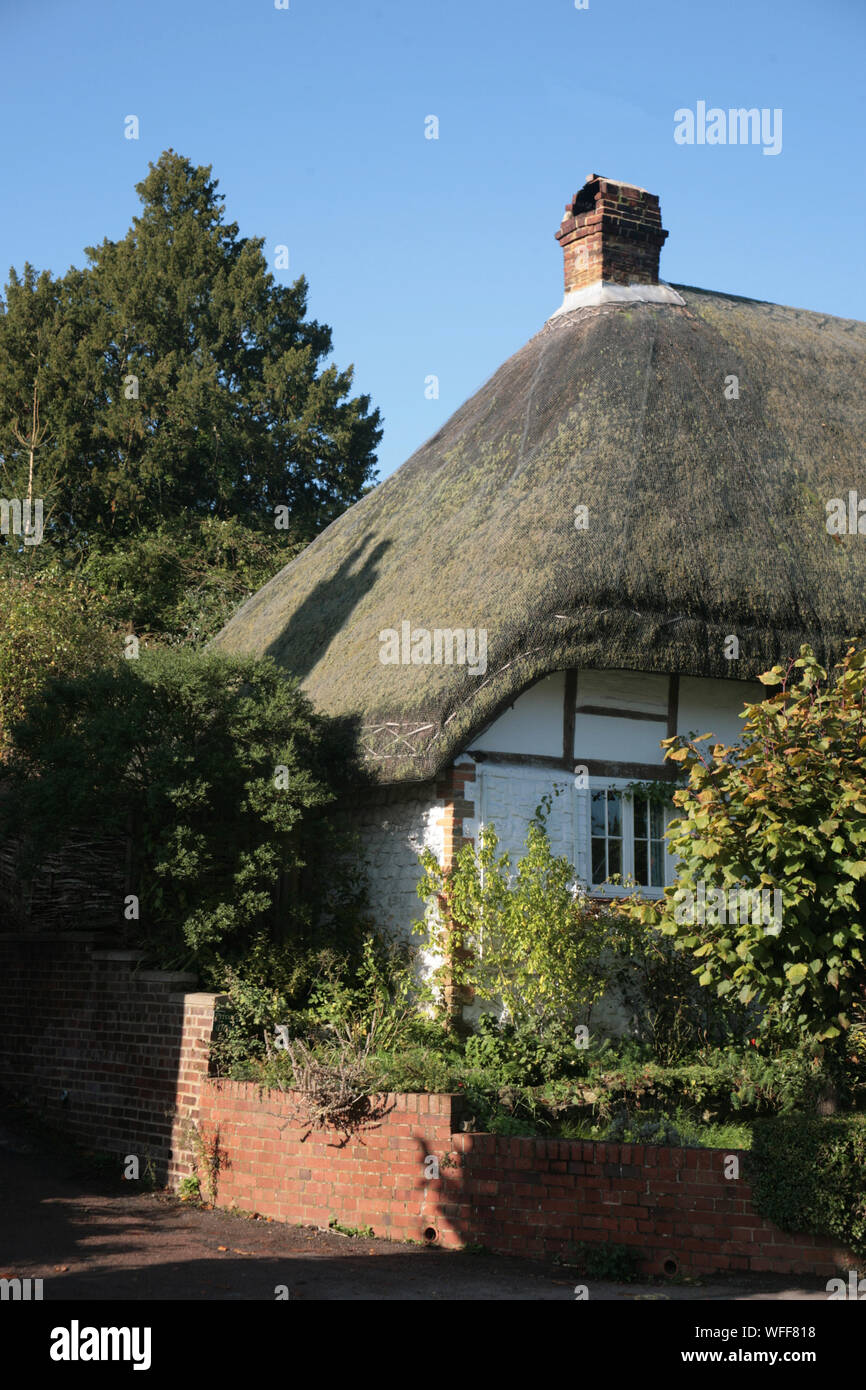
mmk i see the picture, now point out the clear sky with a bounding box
[1,0,863,482]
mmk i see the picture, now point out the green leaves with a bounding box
[0,648,347,967]
[750,1115,866,1258]
[0,565,118,756]
[416,804,624,1030]
[0,149,382,566]
[619,643,866,1041]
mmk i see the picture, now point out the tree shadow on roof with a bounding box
[264,535,392,686]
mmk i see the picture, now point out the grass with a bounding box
[558,1109,755,1150]
[328,1216,375,1238]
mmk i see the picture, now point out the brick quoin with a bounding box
[0,935,857,1278]
[432,762,477,1023]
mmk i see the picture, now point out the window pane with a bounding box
[635,840,647,885]
[608,838,621,878]
[607,792,622,837]
[591,792,606,836]
[651,838,664,885]
[650,800,665,839]
[634,796,647,839]
[592,840,606,882]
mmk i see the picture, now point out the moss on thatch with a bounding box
[212,287,866,782]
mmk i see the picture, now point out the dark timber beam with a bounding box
[667,674,680,741]
[563,670,578,766]
[575,704,667,722]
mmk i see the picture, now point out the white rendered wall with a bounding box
[475,761,579,871]
[677,676,764,746]
[472,672,565,757]
[574,712,668,765]
[576,669,669,716]
[346,671,766,937]
[342,785,445,943]
[470,666,766,901]
[472,667,763,765]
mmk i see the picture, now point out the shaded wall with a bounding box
[0,932,220,1185]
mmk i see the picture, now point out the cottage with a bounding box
[213,174,866,1024]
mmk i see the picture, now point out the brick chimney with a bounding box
[555,175,669,295]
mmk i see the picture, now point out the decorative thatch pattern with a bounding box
[213,287,866,783]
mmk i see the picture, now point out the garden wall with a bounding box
[0,934,856,1278]
[198,1080,856,1278]
[0,932,221,1186]
[336,779,445,944]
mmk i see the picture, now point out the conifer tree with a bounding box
[0,150,382,562]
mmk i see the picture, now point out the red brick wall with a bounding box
[0,936,855,1277]
[0,933,221,1185]
[197,1083,457,1241]
[198,1082,856,1278]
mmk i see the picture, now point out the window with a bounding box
[589,784,672,894]
[633,793,666,889]
[591,789,622,882]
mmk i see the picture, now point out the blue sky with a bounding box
[1,0,863,482]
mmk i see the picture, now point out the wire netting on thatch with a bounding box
[0,830,127,933]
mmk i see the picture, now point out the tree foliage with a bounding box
[0,648,349,969]
[0,149,382,570]
[0,564,118,757]
[623,643,866,1043]
[79,515,298,644]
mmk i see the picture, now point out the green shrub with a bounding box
[571,1241,639,1282]
[602,1110,688,1147]
[0,564,118,757]
[462,1015,585,1087]
[570,1041,834,1124]
[416,796,628,1031]
[80,517,297,646]
[370,1047,460,1095]
[608,914,754,1065]
[1,647,348,969]
[211,926,436,1075]
[622,643,866,1043]
[748,1114,866,1258]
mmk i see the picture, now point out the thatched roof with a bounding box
[213,286,866,783]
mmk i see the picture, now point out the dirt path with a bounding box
[0,1099,830,1301]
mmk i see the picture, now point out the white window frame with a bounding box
[586,776,677,899]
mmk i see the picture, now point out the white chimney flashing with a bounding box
[548,280,685,320]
